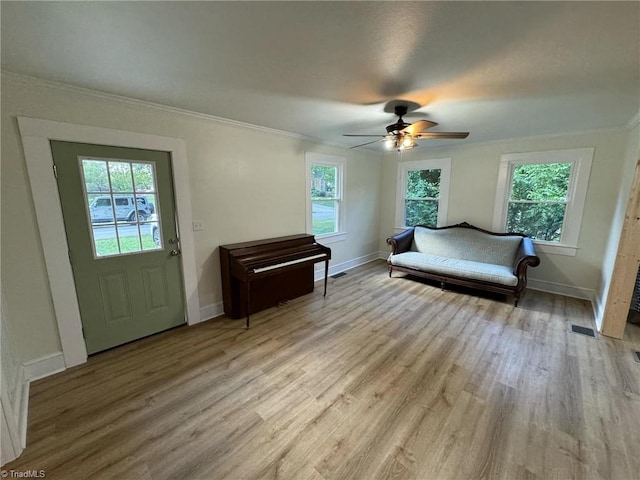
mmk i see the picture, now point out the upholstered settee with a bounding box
[386,222,540,306]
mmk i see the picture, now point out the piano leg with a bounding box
[246,281,251,329]
[324,259,329,296]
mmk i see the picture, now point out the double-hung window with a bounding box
[396,158,451,228]
[305,152,345,242]
[493,147,594,255]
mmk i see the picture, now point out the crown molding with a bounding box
[1,70,318,142]
[6,70,632,155]
[386,125,631,157]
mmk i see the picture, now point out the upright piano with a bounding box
[219,234,331,328]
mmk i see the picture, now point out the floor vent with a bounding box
[634,351,640,363]
[571,324,596,337]
[330,272,347,279]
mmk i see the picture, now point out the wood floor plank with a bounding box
[5,260,640,479]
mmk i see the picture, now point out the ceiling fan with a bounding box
[344,104,469,150]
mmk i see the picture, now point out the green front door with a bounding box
[51,141,186,354]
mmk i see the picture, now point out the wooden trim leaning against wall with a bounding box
[601,159,640,339]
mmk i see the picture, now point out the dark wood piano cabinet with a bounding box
[219,234,331,327]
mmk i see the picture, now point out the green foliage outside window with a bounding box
[406,199,438,227]
[311,165,337,198]
[405,169,440,227]
[506,162,571,242]
[82,160,155,193]
[406,169,440,199]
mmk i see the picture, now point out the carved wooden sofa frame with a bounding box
[386,222,540,306]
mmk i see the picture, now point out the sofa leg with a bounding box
[441,281,446,291]
[514,296,519,307]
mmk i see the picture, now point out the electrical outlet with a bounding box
[192,221,203,231]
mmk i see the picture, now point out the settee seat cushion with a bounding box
[389,251,518,287]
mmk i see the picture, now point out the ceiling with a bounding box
[2,1,639,150]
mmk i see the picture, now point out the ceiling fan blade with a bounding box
[343,134,386,137]
[349,139,383,149]
[415,132,469,139]
[401,120,438,135]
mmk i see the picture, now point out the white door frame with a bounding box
[18,117,201,368]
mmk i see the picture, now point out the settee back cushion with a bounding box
[411,226,522,267]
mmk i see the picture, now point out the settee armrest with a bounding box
[386,228,414,255]
[513,237,540,278]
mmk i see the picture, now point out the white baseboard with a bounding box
[372,256,598,319]
[199,301,224,323]
[3,363,29,456]
[1,373,24,465]
[313,251,381,282]
[23,352,66,382]
[527,278,595,301]
[527,278,596,321]
[17,380,29,449]
[9,366,25,426]
[198,252,383,320]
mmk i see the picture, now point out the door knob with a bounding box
[170,249,181,256]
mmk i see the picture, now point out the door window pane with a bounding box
[132,163,155,191]
[117,224,143,254]
[82,160,110,192]
[108,162,134,193]
[81,158,163,257]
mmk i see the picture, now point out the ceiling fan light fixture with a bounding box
[384,136,395,150]
[384,134,417,151]
[343,103,469,150]
[401,135,415,149]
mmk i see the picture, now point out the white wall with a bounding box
[378,129,630,298]
[0,73,382,363]
[595,119,640,328]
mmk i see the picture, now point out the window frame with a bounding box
[492,147,594,256]
[79,156,163,259]
[395,158,451,229]
[305,152,346,243]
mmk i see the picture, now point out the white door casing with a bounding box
[18,117,200,368]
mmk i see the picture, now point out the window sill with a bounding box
[315,232,346,244]
[533,241,578,256]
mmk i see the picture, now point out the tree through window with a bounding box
[506,162,571,242]
[405,169,441,227]
[305,152,345,240]
[494,148,594,252]
[396,158,451,229]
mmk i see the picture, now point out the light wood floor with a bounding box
[7,261,640,480]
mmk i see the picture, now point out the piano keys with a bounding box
[219,234,331,328]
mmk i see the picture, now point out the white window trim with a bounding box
[395,158,451,229]
[492,147,594,256]
[305,152,346,244]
